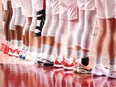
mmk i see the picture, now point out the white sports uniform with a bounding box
[10,0,24,29]
[78,0,95,10]
[21,0,32,17]
[95,0,115,19]
[46,0,59,15]
[59,0,78,20]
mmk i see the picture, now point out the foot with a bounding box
[43,55,54,66]
[54,57,64,68]
[107,66,116,79]
[63,58,74,70]
[92,64,108,76]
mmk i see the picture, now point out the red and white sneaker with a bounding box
[63,58,74,70]
[8,48,16,56]
[14,49,21,57]
[54,57,64,68]
[2,43,8,53]
[4,45,10,54]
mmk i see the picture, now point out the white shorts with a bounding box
[78,0,95,10]
[46,0,59,15]
[11,0,17,8]
[21,0,32,17]
[2,0,10,10]
[59,0,78,20]
[16,0,22,8]
[32,0,43,11]
[95,0,115,19]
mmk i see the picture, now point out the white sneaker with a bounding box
[35,53,44,64]
[43,55,54,66]
[107,67,116,79]
[92,64,108,76]
[25,52,36,61]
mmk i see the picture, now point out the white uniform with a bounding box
[46,0,59,15]
[59,0,78,20]
[78,0,95,10]
[2,0,11,10]
[95,0,115,19]
[21,0,32,17]
[10,0,24,29]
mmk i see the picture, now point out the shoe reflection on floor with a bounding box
[0,64,115,87]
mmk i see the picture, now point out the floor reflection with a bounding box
[0,64,115,87]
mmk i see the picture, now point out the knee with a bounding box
[107,29,115,35]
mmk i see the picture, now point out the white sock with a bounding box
[81,51,89,58]
[17,40,22,50]
[109,58,116,65]
[17,40,22,47]
[22,44,26,50]
[25,46,29,51]
[5,40,9,46]
[47,46,54,56]
[56,47,62,57]
[11,40,16,46]
[67,49,73,58]
[75,50,81,63]
[95,57,102,64]
[35,48,41,53]
[29,46,35,52]
[41,44,49,54]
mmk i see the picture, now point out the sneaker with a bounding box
[18,50,26,59]
[92,64,108,76]
[63,58,74,70]
[43,55,54,66]
[4,46,10,54]
[0,43,6,52]
[35,54,44,64]
[74,61,92,74]
[3,44,8,54]
[14,49,21,57]
[107,67,116,79]
[54,57,64,68]
[8,48,16,56]
[24,52,36,61]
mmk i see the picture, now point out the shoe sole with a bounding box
[63,66,73,70]
[37,61,43,64]
[43,63,54,66]
[54,64,63,68]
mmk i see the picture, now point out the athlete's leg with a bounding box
[80,10,96,67]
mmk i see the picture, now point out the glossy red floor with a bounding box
[0,63,116,87]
